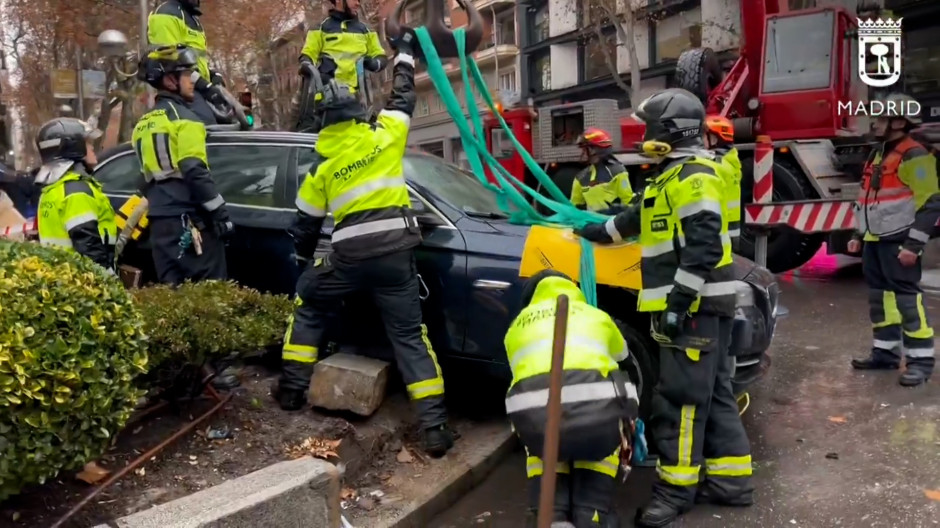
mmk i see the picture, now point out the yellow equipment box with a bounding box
[115,194,150,241]
[520,224,643,291]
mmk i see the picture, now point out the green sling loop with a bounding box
[415,27,613,306]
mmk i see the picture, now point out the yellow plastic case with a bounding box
[115,194,150,241]
[519,225,643,290]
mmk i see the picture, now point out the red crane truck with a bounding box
[485,1,883,273]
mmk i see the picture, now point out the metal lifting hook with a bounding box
[385,0,484,58]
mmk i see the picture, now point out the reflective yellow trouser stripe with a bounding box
[406,324,446,400]
[525,449,620,479]
[657,404,700,486]
[705,455,753,477]
[873,291,902,328]
[282,298,318,364]
[907,293,934,339]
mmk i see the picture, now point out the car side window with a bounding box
[207,145,285,207]
[296,148,323,188]
[94,152,142,193]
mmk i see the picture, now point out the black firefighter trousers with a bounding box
[279,249,447,429]
[863,241,935,374]
[650,314,754,509]
[149,215,227,286]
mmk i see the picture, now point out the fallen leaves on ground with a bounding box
[76,461,111,484]
[396,446,414,463]
[828,416,848,424]
[286,436,342,460]
[925,489,940,502]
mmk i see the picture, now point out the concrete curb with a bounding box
[386,430,518,528]
[92,457,341,528]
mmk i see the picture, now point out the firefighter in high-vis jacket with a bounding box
[850,93,940,387]
[570,127,634,213]
[148,0,224,125]
[577,88,754,528]
[34,118,117,272]
[705,115,743,250]
[506,269,639,528]
[274,29,455,457]
[133,45,233,285]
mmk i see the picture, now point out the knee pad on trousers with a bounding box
[572,506,619,528]
[527,472,572,512]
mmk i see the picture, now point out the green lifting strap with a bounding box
[415,27,611,306]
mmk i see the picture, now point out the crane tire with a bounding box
[675,47,723,104]
[738,154,824,273]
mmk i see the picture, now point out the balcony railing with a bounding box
[474,0,516,11]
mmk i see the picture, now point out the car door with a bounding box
[205,142,294,294]
[292,147,470,356]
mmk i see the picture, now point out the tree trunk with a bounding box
[597,1,641,103]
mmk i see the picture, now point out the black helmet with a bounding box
[518,269,573,312]
[35,118,100,164]
[634,88,706,150]
[317,79,368,129]
[138,45,198,89]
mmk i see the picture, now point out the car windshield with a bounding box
[403,155,509,217]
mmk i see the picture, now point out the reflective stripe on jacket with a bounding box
[149,0,211,80]
[296,107,419,259]
[856,136,940,250]
[716,147,742,247]
[38,170,117,268]
[301,10,387,90]
[132,94,225,218]
[503,276,639,460]
[570,159,634,212]
[604,156,736,316]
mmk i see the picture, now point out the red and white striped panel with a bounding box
[745,201,856,233]
[753,141,774,204]
[1,219,38,239]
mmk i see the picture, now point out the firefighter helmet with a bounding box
[577,128,614,149]
[634,88,706,151]
[179,0,201,12]
[138,45,198,88]
[882,93,922,126]
[518,268,573,311]
[35,118,100,165]
[705,115,735,144]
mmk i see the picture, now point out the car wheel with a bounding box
[611,317,658,423]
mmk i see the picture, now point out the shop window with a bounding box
[904,27,940,96]
[654,7,703,63]
[583,36,617,81]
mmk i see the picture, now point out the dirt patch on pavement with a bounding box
[0,362,417,528]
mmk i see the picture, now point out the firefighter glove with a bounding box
[203,82,228,109]
[363,57,383,72]
[658,310,684,340]
[210,70,225,87]
[298,59,317,78]
[210,207,234,238]
[574,222,613,243]
[387,26,424,61]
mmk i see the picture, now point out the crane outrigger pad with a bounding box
[385,0,484,58]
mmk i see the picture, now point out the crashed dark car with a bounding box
[96,129,780,417]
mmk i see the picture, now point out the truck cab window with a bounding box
[762,11,834,94]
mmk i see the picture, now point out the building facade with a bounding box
[406,0,521,167]
[885,0,940,121]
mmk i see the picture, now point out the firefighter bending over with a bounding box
[34,118,117,272]
[275,29,455,457]
[577,88,754,527]
[134,45,233,285]
[506,269,639,528]
[850,93,940,387]
[570,127,633,213]
[704,115,742,250]
[148,0,225,125]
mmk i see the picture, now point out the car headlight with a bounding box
[734,281,755,308]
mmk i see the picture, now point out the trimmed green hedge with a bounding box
[0,241,149,500]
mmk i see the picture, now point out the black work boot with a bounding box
[899,369,930,387]
[695,486,754,507]
[635,498,682,528]
[851,355,900,370]
[271,381,307,411]
[423,424,455,458]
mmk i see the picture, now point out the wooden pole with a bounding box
[537,294,569,528]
